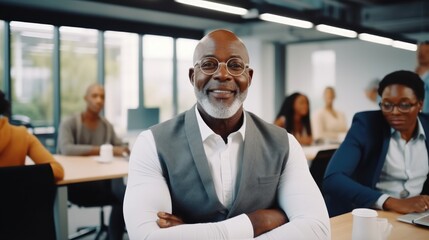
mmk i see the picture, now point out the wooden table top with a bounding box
[331,210,429,240]
[53,155,129,185]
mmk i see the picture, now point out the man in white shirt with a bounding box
[124,29,330,240]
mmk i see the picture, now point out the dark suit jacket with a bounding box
[323,111,429,217]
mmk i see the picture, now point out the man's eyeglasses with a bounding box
[379,102,418,113]
[194,57,249,77]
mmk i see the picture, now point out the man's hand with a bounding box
[157,212,184,228]
[113,146,130,157]
[247,209,288,237]
[383,195,429,214]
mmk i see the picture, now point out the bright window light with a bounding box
[175,0,248,16]
[259,13,313,29]
[358,33,393,46]
[315,24,357,38]
[392,40,417,51]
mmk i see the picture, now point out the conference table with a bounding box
[331,210,429,239]
[53,155,129,240]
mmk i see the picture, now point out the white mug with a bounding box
[351,208,392,240]
[99,144,114,163]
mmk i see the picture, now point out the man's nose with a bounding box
[213,63,232,81]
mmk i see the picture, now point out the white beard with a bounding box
[194,87,247,119]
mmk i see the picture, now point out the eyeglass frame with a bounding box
[378,101,419,113]
[194,57,249,77]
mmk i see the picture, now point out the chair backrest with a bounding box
[68,180,117,208]
[309,148,337,191]
[0,164,56,240]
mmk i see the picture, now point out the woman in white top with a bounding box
[312,86,348,144]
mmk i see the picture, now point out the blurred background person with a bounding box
[0,90,64,181]
[57,83,128,240]
[416,41,429,113]
[365,78,381,109]
[312,86,348,144]
[274,92,313,145]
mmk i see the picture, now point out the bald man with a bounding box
[57,83,129,240]
[124,29,330,240]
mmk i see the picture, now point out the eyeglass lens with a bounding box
[198,57,247,76]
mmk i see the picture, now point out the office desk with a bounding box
[53,155,129,240]
[331,210,429,240]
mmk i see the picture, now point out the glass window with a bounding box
[104,31,139,136]
[143,35,173,122]
[177,38,198,113]
[60,26,98,120]
[10,21,54,127]
[0,21,4,89]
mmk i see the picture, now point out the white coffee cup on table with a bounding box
[99,144,114,163]
[351,208,392,240]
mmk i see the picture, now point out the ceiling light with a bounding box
[315,24,357,38]
[392,40,417,51]
[259,13,313,29]
[175,0,248,16]
[358,33,393,46]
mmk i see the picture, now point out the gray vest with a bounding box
[151,108,290,223]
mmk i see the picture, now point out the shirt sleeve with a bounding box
[27,133,65,181]
[256,134,331,240]
[375,194,390,209]
[123,130,254,240]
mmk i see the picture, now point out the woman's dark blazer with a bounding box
[323,111,429,217]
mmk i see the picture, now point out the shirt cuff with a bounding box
[224,214,254,239]
[375,194,390,209]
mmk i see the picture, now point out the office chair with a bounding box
[309,148,337,191]
[68,179,119,240]
[0,164,56,240]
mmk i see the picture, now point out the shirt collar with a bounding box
[194,105,246,142]
[390,117,426,140]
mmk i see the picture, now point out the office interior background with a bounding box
[0,0,428,151]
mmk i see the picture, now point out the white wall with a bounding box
[286,39,416,126]
[241,37,276,123]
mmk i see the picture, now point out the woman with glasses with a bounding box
[323,70,429,217]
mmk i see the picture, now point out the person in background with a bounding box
[274,92,313,145]
[365,78,381,109]
[0,90,64,181]
[124,29,330,240]
[312,86,347,144]
[416,41,429,113]
[323,70,429,217]
[57,83,129,240]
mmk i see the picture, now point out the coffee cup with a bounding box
[351,208,392,240]
[99,144,114,163]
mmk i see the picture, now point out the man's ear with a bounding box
[189,68,195,85]
[247,68,254,87]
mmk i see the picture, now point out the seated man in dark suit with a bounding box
[324,70,429,217]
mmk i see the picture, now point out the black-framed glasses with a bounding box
[194,57,249,77]
[379,102,419,113]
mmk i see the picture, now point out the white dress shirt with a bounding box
[124,108,330,240]
[375,119,428,208]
